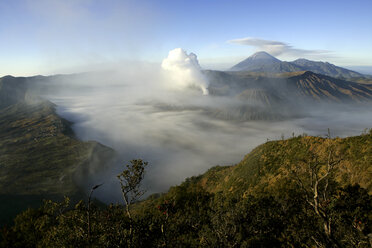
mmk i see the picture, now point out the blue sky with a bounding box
[1,0,371,76]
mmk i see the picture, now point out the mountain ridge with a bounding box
[286,70,372,102]
[206,69,372,103]
[230,51,365,79]
[183,133,372,196]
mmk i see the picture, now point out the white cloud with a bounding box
[227,37,332,58]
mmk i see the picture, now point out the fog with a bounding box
[35,49,372,203]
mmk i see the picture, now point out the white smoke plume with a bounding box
[162,48,209,95]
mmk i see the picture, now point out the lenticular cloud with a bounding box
[161,48,209,95]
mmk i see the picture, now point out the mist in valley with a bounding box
[32,49,372,203]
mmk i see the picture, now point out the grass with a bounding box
[184,132,372,198]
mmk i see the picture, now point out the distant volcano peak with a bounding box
[230,51,286,72]
[248,51,280,61]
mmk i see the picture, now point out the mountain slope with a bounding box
[0,101,113,196]
[128,131,372,247]
[0,76,115,225]
[176,131,372,197]
[286,71,372,102]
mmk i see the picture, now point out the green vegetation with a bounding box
[1,132,371,247]
[189,130,372,196]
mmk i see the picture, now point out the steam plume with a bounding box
[161,48,209,95]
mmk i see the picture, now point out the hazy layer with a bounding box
[39,60,372,203]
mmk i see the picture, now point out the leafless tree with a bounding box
[117,159,147,247]
[289,137,343,247]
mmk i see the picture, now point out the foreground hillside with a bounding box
[189,131,372,196]
[2,132,371,247]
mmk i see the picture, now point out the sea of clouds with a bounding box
[38,48,372,202]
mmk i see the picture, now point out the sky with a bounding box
[1,0,372,76]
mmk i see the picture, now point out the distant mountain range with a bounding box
[206,70,372,101]
[230,51,365,79]
[286,71,372,102]
[203,69,372,120]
